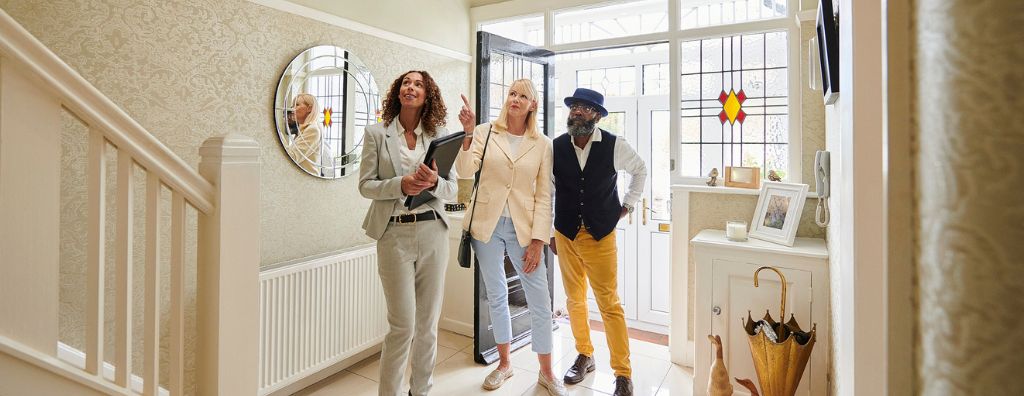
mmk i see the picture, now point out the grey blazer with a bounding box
[359,121,459,240]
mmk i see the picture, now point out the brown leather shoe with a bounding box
[613,376,633,396]
[562,354,595,384]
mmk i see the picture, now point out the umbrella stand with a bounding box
[743,266,816,396]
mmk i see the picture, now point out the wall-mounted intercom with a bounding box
[814,150,830,227]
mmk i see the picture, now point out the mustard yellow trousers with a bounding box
[555,227,631,378]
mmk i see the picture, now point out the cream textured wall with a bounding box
[682,20,827,344]
[916,0,1024,394]
[0,0,469,393]
[287,0,472,53]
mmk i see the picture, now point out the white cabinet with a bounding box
[692,230,829,396]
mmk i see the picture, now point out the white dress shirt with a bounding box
[570,126,647,208]
[392,122,431,216]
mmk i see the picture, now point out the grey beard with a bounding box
[567,117,597,137]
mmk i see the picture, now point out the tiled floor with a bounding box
[296,322,694,396]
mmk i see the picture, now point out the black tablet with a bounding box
[405,131,466,210]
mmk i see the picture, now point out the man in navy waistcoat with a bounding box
[550,88,647,396]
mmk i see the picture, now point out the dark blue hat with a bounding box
[563,88,608,117]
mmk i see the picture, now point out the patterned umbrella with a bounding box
[742,266,816,396]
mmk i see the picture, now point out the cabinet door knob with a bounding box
[712,306,721,315]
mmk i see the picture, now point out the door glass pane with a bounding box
[480,15,544,47]
[598,112,626,136]
[487,51,548,134]
[651,110,671,221]
[554,0,668,44]
[643,63,670,95]
[576,66,636,97]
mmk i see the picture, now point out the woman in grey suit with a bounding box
[358,70,458,396]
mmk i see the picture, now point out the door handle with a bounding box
[642,198,649,225]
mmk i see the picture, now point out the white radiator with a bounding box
[258,245,386,395]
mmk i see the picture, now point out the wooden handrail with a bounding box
[0,9,214,213]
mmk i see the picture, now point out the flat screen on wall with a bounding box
[816,0,839,104]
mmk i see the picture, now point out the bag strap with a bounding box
[465,125,493,235]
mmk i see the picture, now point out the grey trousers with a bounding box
[375,218,448,396]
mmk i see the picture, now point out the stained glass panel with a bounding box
[679,32,789,179]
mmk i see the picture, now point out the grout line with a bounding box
[345,366,378,383]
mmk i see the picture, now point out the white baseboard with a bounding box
[440,318,474,338]
[57,342,169,396]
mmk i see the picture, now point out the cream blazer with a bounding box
[455,123,553,247]
[288,123,321,175]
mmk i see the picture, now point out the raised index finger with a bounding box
[460,94,471,108]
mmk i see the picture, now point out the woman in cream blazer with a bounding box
[455,79,565,396]
[288,93,322,175]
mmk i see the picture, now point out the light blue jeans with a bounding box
[472,216,553,354]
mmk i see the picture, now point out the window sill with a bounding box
[670,184,761,196]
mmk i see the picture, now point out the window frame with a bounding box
[474,0,810,185]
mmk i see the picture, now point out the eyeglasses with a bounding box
[568,103,597,114]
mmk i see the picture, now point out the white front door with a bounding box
[552,47,671,334]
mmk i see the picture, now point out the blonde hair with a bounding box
[492,79,540,138]
[294,93,321,130]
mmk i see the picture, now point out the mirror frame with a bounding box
[274,46,381,179]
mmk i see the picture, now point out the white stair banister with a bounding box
[197,134,261,395]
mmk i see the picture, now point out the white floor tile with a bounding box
[305,323,690,396]
[437,329,474,351]
[346,345,459,383]
[299,370,379,396]
[655,364,694,396]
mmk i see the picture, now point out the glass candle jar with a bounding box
[726,220,748,241]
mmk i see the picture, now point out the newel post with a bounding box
[196,134,260,395]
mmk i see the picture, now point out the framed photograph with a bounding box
[724,166,761,189]
[750,182,808,246]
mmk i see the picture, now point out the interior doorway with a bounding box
[551,43,672,336]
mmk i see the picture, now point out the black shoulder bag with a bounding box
[457,126,493,268]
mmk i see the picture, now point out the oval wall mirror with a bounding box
[275,46,381,178]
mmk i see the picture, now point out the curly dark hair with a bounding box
[380,70,447,137]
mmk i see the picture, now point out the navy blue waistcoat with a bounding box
[553,130,620,241]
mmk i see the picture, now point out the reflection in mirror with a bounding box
[275,46,380,178]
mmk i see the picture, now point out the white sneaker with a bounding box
[482,366,514,390]
[538,373,568,396]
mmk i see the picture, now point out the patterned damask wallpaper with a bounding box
[916,0,1024,394]
[0,0,468,393]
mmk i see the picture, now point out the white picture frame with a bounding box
[749,181,809,246]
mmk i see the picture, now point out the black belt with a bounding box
[389,211,439,224]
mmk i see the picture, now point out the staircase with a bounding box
[0,9,260,395]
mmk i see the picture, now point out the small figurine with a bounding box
[708,335,734,396]
[706,168,719,186]
[767,169,782,182]
[707,334,761,396]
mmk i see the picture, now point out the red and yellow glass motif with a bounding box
[323,107,333,128]
[718,89,746,125]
